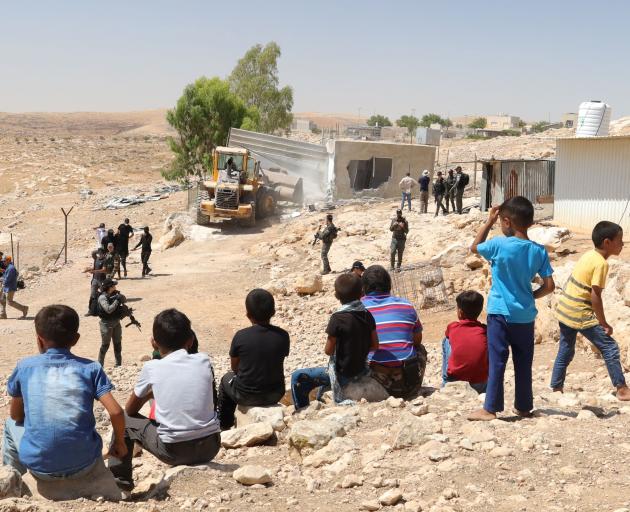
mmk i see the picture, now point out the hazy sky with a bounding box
[2,0,629,120]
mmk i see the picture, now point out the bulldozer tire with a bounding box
[256,189,276,219]
[196,190,211,226]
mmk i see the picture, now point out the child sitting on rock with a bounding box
[4,305,126,498]
[108,309,221,491]
[441,291,488,393]
[291,273,379,409]
[217,289,290,430]
[551,221,630,401]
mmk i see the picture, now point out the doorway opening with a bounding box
[347,157,392,191]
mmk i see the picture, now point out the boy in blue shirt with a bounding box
[468,197,555,421]
[3,305,127,479]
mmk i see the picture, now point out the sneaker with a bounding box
[321,270,331,275]
[112,477,134,492]
[124,271,128,278]
[20,307,29,319]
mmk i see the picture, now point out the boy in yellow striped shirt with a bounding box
[551,221,630,401]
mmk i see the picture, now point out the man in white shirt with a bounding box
[399,172,416,212]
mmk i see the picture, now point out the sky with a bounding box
[2,0,630,121]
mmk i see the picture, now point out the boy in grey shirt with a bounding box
[108,309,220,491]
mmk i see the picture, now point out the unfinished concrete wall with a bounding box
[333,140,436,199]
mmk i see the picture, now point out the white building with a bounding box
[554,135,630,232]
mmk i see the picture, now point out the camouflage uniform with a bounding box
[389,216,409,270]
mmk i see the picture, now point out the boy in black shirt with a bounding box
[290,274,378,409]
[217,289,290,430]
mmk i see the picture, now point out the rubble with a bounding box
[232,465,272,486]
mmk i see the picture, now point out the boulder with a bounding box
[295,274,323,295]
[303,437,356,468]
[233,465,272,486]
[188,225,222,242]
[379,489,403,506]
[342,374,389,402]
[529,226,570,250]
[0,467,22,499]
[235,404,286,432]
[221,422,274,449]
[465,255,483,270]
[431,244,468,268]
[158,226,184,250]
[288,418,346,452]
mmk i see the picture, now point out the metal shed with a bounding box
[554,135,630,232]
[480,159,555,218]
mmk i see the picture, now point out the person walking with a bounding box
[445,169,457,214]
[455,166,470,214]
[134,226,153,278]
[97,278,126,367]
[0,256,28,319]
[418,170,430,214]
[314,214,338,275]
[390,209,408,271]
[399,172,415,212]
[432,171,447,217]
[117,218,134,278]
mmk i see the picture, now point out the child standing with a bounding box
[291,274,379,409]
[441,291,488,393]
[468,197,555,421]
[3,305,126,480]
[551,221,630,400]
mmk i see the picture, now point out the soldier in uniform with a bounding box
[390,209,409,271]
[445,169,457,214]
[315,214,338,275]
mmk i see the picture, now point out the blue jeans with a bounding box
[550,322,626,389]
[441,338,487,394]
[400,192,412,211]
[484,315,535,413]
[3,419,97,479]
[291,367,353,409]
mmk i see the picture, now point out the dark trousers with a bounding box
[88,279,101,315]
[141,250,151,276]
[118,250,129,275]
[321,242,332,273]
[484,314,535,413]
[434,195,447,216]
[108,413,220,486]
[217,372,284,430]
[390,238,405,269]
[445,190,456,213]
[99,320,122,366]
[456,189,465,214]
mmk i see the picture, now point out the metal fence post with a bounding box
[61,207,74,264]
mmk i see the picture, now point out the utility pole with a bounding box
[61,207,74,264]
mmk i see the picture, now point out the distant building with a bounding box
[344,125,382,140]
[452,114,522,130]
[291,118,316,133]
[561,113,578,129]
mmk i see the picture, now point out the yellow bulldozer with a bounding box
[196,146,303,227]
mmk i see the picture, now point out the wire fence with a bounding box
[391,261,452,312]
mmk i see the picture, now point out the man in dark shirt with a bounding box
[418,170,430,214]
[390,209,409,271]
[101,229,117,252]
[291,274,378,408]
[117,218,134,278]
[432,171,447,217]
[445,169,457,214]
[133,226,153,278]
[217,289,290,430]
[84,248,107,316]
[315,214,338,275]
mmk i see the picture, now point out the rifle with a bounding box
[119,304,142,332]
[312,226,322,246]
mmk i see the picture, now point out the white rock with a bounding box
[221,422,274,449]
[576,409,597,420]
[288,418,346,451]
[295,274,323,295]
[158,225,184,250]
[341,474,364,489]
[405,501,423,512]
[490,446,514,458]
[379,488,403,506]
[528,226,570,250]
[235,405,286,432]
[361,500,381,511]
[0,466,22,498]
[303,437,355,468]
[465,255,483,270]
[431,243,468,268]
[386,396,404,408]
[233,465,272,486]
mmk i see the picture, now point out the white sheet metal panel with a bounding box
[555,136,630,232]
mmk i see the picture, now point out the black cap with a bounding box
[351,261,365,271]
[326,214,333,221]
[396,209,402,214]
[99,223,105,228]
[101,278,117,290]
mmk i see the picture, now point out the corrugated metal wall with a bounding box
[554,137,630,233]
[500,160,555,203]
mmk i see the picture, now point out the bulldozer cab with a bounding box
[214,147,260,185]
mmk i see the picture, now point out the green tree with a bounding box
[366,114,392,127]
[531,121,550,133]
[420,113,448,127]
[469,117,487,129]
[397,115,421,143]
[228,42,294,134]
[164,77,254,180]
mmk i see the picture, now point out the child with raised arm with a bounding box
[468,197,555,421]
[551,221,630,400]
[3,305,126,484]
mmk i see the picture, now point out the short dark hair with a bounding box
[34,305,79,348]
[124,218,130,223]
[335,274,363,304]
[406,172,410,176]
[245,288,275,323]
[499,196,534,228]
[326,214,333,221]
[456,291,484,320]
[152,309,193,351]
[144,226,150,233]
[362,265,392,295]
[592,221,623,248]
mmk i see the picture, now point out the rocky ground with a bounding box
[1,114,630,511]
